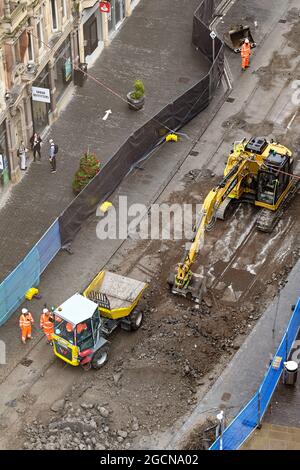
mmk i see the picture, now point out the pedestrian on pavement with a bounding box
[17,141,28,171]
[19,308,34,344]
[30,132,42,162]
[241,38,251,71]
[48,139,58,173]
[40,307,54,345]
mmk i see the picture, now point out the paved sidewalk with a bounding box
[0,0,209,282]
[242,423,300,450]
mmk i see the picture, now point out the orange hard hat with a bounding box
[66,322,73,332]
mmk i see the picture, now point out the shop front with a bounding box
[53,36,73,103]
[31,65,51,135]
[82,3,103,62]
[0,120,10,190]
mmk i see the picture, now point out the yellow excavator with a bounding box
[168,137,299,302]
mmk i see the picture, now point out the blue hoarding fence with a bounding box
[0,219,61,326]
[209,298,300,450]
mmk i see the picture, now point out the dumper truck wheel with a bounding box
[91,346,109,370]
[129,309,144,331]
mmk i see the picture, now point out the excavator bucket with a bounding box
[225,25,256,53]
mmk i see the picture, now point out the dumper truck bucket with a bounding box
[225,25,256,53]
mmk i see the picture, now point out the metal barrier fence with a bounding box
[0,0,226,325]
[0,219,61,326]
[209,298,300,450]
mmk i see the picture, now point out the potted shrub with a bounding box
[72,152,100,195]
[127,79,145,110]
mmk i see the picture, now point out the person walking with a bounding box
[19,308,34,344]
[40,307,54,345]
[241,38,251,71]
[48,139,58,173]
[30,132,42,162]
[17,141,28,171]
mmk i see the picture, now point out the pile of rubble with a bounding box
[22,400,139,451]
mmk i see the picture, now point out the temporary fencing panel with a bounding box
[210,393,260,450]
[0,247,40,325]
[35,219,61,274]
[210,299,300,450]
[0,219,61,325]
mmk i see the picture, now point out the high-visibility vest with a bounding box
[40,313,54,333]
[241,43,251,57]
[19,313,34,328]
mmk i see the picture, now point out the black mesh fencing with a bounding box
[59,0,225,245]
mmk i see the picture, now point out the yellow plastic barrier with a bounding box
[99,201,112,213]
[166,133,178,142]
[25,287,39,300]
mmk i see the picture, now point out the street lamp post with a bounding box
[210,30,217,63]
[217,410,225,450]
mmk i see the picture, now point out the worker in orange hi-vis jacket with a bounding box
[40,308,54,345]
[19,308,34,344]
[241,38,251,71]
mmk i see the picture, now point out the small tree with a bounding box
[72,152,100,195]
[130,79,145,100]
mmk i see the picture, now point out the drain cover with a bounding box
[20,358,33,367]
[189,150,199,156]
[226,97,235,103]
[279,19,287,23]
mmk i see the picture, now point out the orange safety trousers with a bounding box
[241,44,251,69]
[19,313,34,342]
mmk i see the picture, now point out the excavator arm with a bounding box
[172,157,252,296]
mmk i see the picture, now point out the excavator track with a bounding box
[256,180,300,232]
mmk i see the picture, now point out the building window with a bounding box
[14,40,21,64]
[37,19,44,51]
[28,33,34,62]
[53,36,73,102]
[61,0,67,19]
[50,0,58,31]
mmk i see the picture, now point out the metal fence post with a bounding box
[257,391,262,429]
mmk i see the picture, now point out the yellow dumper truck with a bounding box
[52,271,147,370]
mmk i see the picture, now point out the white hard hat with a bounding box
[43,308,49,314]
[22,308,28,314]
[245,38,250,43]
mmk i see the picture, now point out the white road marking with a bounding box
[102,109,112,121]
[287,111,297,130]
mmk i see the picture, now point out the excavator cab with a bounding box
[256,151,293,209]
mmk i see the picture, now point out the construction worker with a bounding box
[40,308,54,345]
[241,38,251,71]
[19,308,34,344]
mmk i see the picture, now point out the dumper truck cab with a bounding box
[52,271,147,370]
